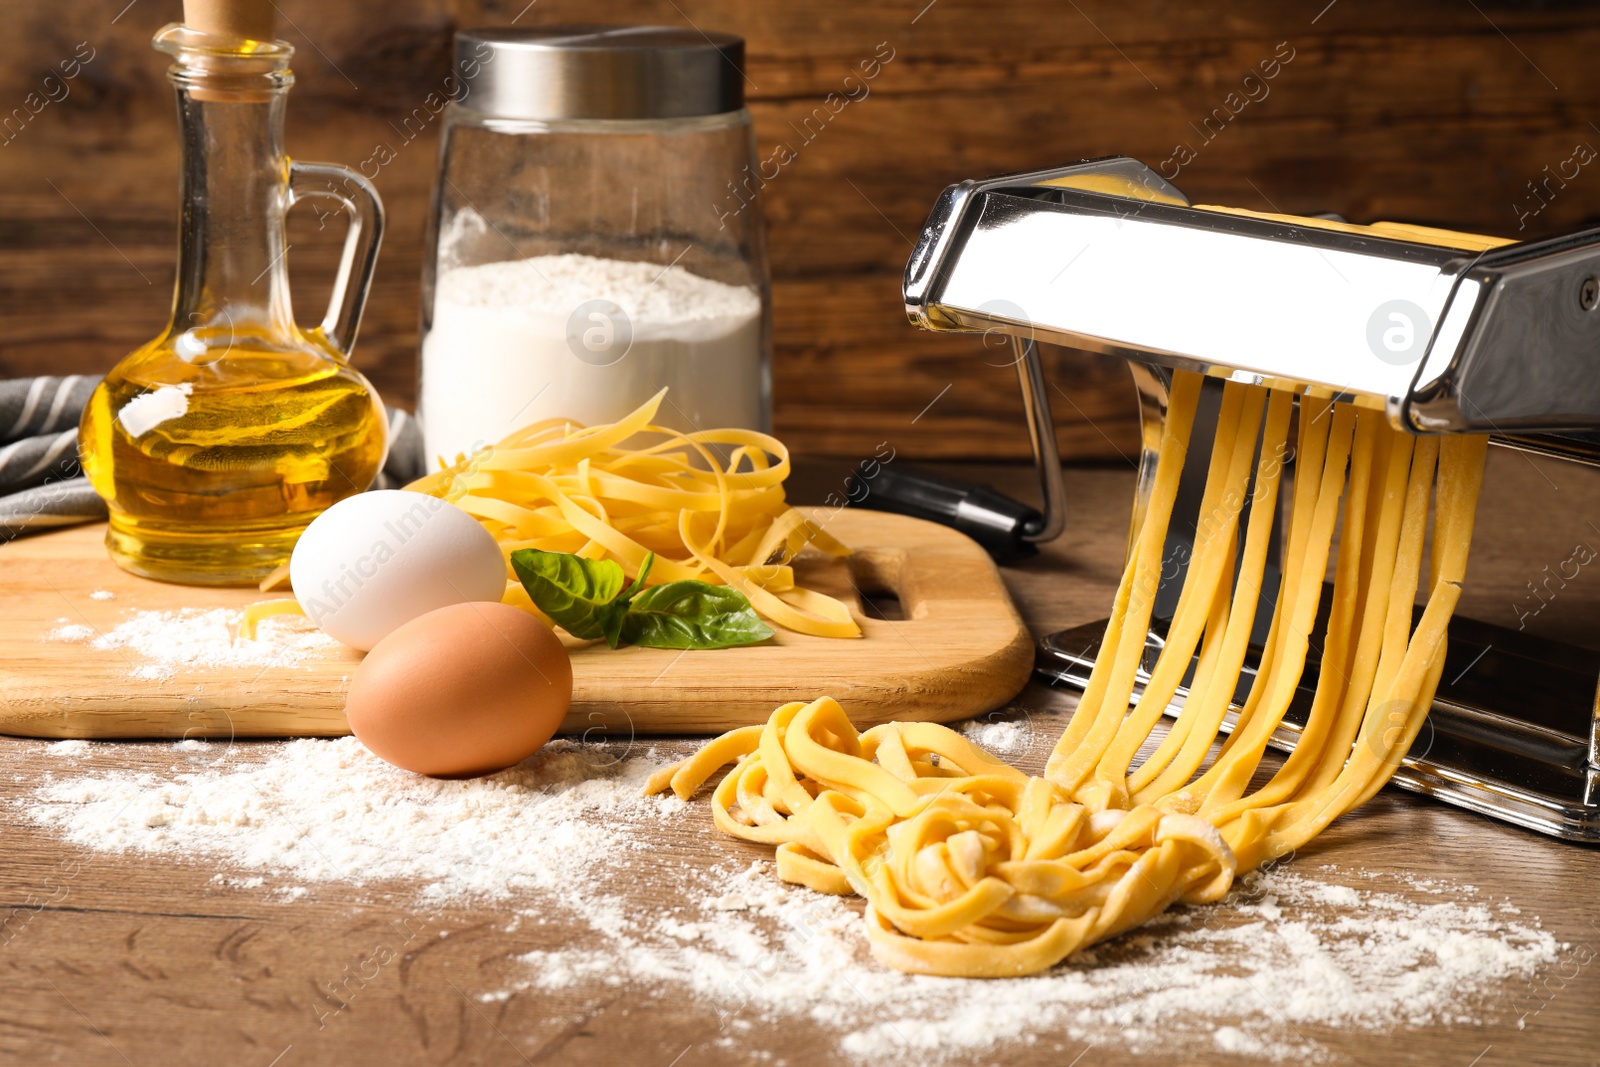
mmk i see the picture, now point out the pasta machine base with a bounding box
[1036,613,1600,843]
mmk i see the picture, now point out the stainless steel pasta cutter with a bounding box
[903,156,1600,842]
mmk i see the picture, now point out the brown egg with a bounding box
[345,601,573,777]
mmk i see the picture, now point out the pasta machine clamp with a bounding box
[904,156,1600,842]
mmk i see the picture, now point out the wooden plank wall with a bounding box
[3,0,1599,460]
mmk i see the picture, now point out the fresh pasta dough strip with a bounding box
[1191,403,1357,813]
[407,389,860,639]
[1044,371,1205,792]
[1131,388,1293,801]
[649,375,1488,979]
[1089,385,1266,805]
[1215,392,1333,754]
[1204,421,1419,831]
[1225,408,1384,809]
[1290,430,1418,800]
[1300,427,1412,789]
[236,597,307,640]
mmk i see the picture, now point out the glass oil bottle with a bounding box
[79,22,387,585]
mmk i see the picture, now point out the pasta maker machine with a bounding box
[903,156,1600,842]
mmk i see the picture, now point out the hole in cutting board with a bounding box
[858,590,905,621]
[791,548,911,621]
[850,554,906,621]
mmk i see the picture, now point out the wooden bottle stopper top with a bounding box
[183,0,277,41]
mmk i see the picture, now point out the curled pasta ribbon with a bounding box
[645,696,1236,978]
[651,373,1490,977]
[406,389,859,639]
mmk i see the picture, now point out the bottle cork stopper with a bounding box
[183,0,277,41]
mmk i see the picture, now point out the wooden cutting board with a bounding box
[0,508,1033,739]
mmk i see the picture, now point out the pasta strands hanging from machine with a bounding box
[648,373,1489,978]
[908,158,1600,840]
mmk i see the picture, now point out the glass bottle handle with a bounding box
[286,160,385,359]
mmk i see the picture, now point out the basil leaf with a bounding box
[595,600,629,649]
[509,549,626,642]
[509,549,769,651]
[620,553,654,601]
[620,581,775,650]
[596,553,655,648]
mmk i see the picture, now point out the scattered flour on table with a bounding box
[89,589,115,601]
[20,741,1563,1062]
[44,607,339,681]
[43,739,90,758]
[960,717,1033,757]
[511,861,1559,1063]
[45,622,95,642]
[23,738,680,904]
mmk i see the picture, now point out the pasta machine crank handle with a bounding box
[852,464,1045,562]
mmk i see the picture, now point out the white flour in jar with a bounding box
[421,252,764,465]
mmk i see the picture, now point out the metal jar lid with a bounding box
[454,24,745,121]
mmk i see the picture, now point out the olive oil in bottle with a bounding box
[82,14,387,585]
[80,333,386,584]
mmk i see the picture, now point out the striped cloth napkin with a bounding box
[0,375,425,540]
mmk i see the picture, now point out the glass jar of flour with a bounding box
[420,24,770,465]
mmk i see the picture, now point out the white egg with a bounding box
[290,490,506,650]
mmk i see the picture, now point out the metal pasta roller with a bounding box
[904,156,1600,842]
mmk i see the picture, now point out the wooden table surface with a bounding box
[2,458,1598,1066]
